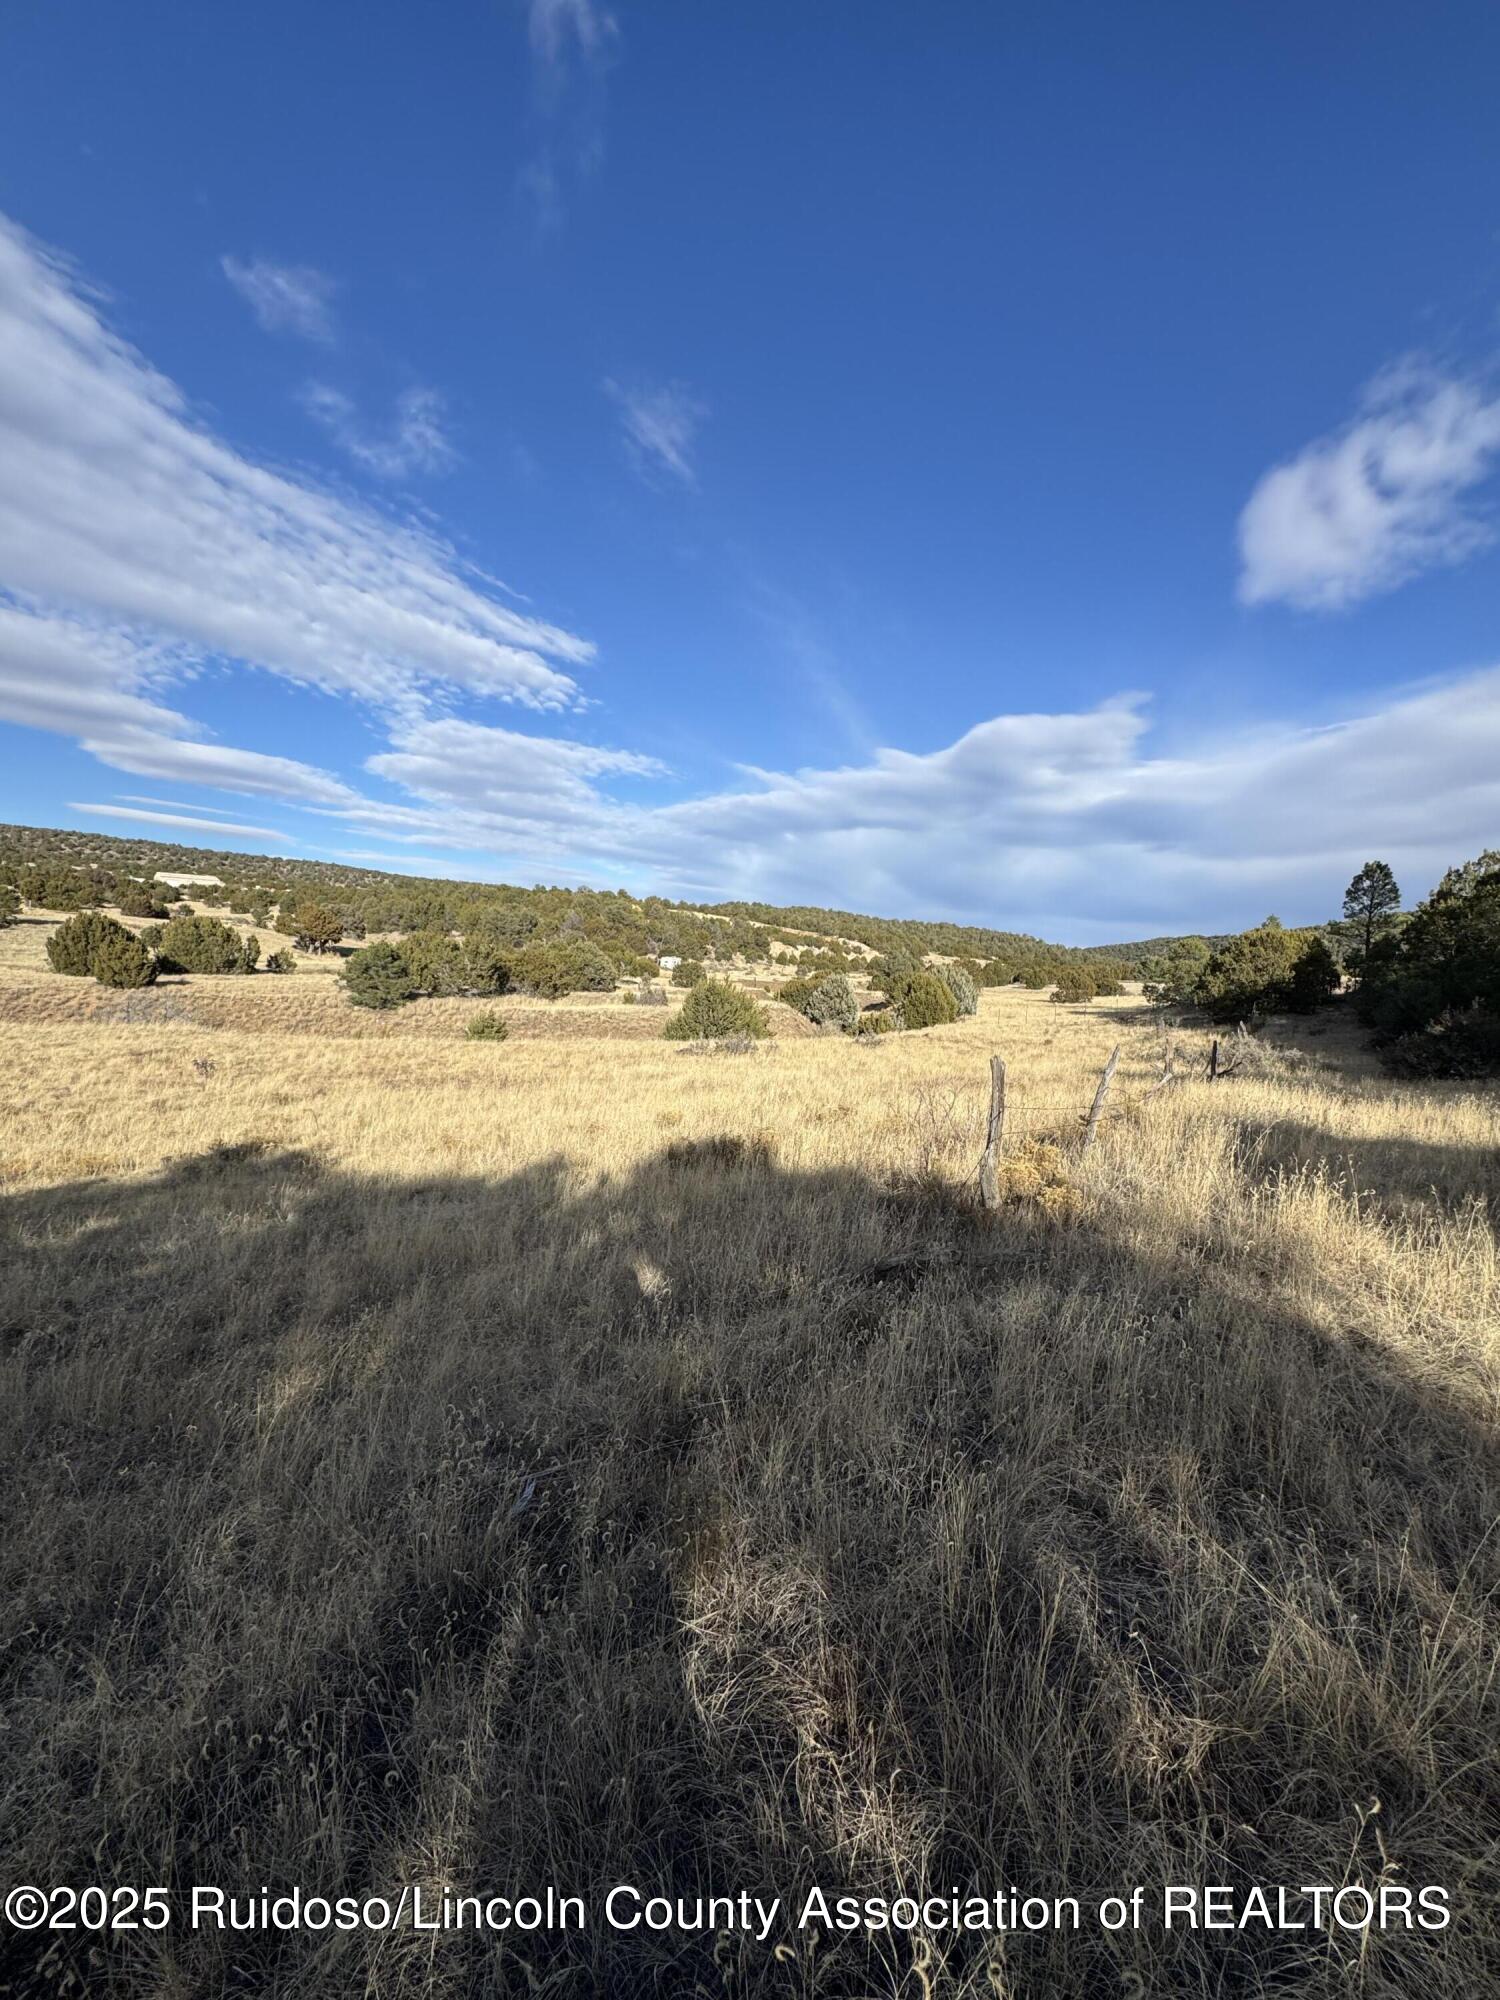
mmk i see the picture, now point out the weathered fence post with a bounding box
[1081,1044,1121,1156]
[1208,1038,1220,1082]
[978,1054,1007,1210]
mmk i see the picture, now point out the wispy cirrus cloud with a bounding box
[604,377,707,487]
[1238,361,1500,610]
[221,254,338,343]
[0,210,592,808]
[517,0,619,229]
[67,802,292,840]
[301,382,456,480]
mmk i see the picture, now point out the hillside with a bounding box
[0,822,1177,973]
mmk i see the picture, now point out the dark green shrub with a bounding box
[157,914,258,974]
[671,959,705,988]
[465,1010,510,1041]
[1287,937,1340,1012]
[117,886,167,919]
[264,950,296,974]
[889,970,958,1029]
[400,929,469,997]
[776,976,818,1015]
[1140,937,1211,1006]
[1192,920,1300,1022]
[1051,972,1097,1005]
[47,911,129,977]
[664,979,770,1041]
[342,940,417,1010]
[0,884,18,928]
[462,935,514,995]
[512,939,617,998]
[90,926,159,988]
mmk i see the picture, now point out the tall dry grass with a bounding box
[1,945,1497,1996]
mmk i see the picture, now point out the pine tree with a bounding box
[1342,861,1401,966]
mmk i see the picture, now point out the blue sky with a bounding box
[2,1,1499,941]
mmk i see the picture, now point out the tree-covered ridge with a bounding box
[0,823,1114,980]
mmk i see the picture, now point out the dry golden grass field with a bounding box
[1,911,1498,1997]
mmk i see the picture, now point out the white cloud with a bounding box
[604,377,707,486]
[517,0,618,228]
[118,794,279,816]
[221,255,338,343]
[1238,363,1500,610]
[84,729,361,807]
[301,382,456,480]
[528,0,616,68]
[287,671,1500,937]
[67,802,291,840]
[0,212,594,805]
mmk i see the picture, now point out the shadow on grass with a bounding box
[1,1137,1496,1997]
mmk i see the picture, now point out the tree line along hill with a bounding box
[2,826,1496,1074]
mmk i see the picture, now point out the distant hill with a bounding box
[0,821,1194,971]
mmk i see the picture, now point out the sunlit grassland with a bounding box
[1,915,1496,1996]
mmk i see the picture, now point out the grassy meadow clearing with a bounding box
[1,909,1498,1997]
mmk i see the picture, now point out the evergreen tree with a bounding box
[1342,861,1401,966]
[292,904,344,954]
[342,941,417,1009]
[47,910,128,976]
[663,980,770,1040]
[90,927,159,988]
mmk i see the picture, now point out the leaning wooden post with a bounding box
[978,1055,1007,1210]
[1081,1043,1121,1156]
[1208,1038,1219,1082]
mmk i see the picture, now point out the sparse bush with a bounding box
[671,959,705,988]
[663,979,770,1041]
[804,971,859,1031]
[934,963,978,1016]
[47,910,127,977]
[851,1006,901,1035]
[264,950,296,974]
[342,940,417,1010]
[292,904,344,954]
[993,1138,1082,1221]
[465,1010,510,1041]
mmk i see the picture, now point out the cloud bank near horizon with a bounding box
[2,211,1498,938]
